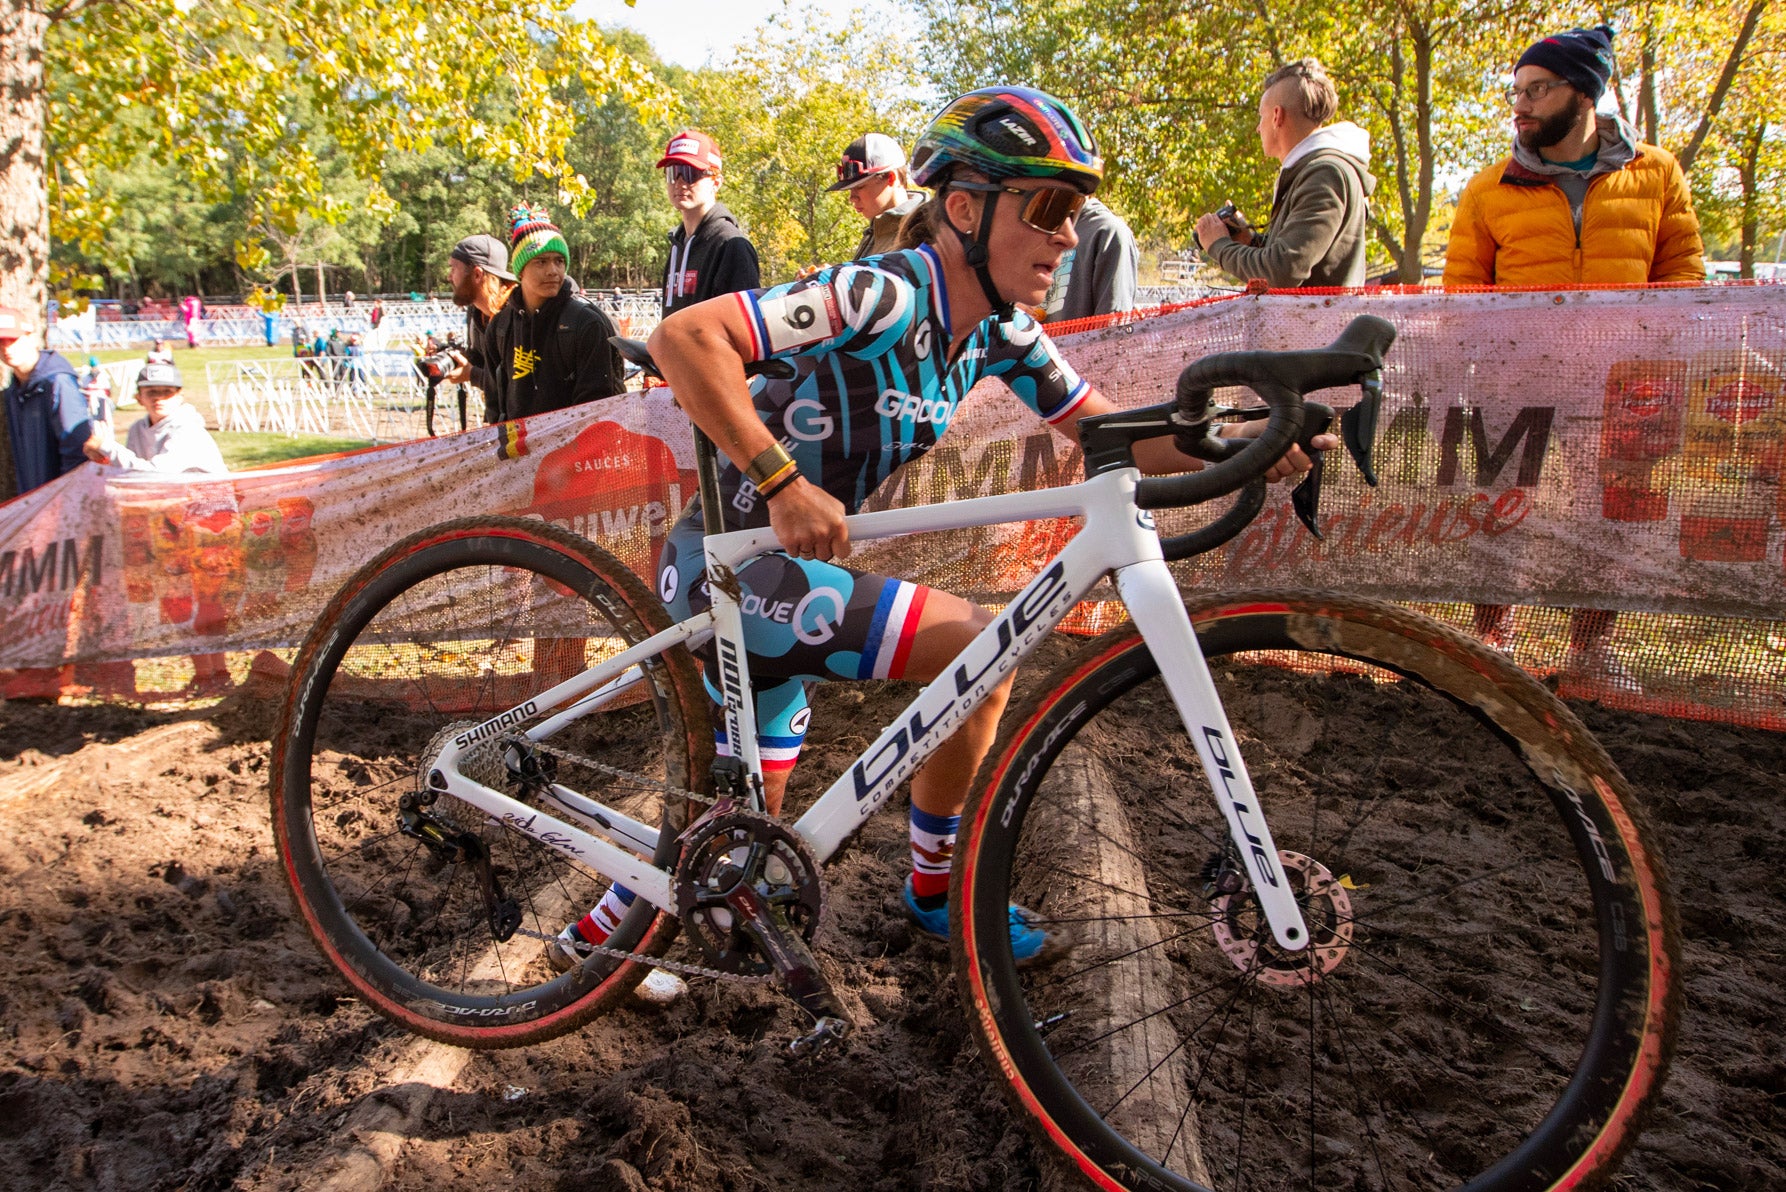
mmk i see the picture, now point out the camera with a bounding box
[415,333,466,382]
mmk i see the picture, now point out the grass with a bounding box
[84,343,376,469]
[212,431,378,469]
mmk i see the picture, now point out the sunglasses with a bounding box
[950,181,1087,235]
[666,163,716,185]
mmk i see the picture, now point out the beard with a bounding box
[1517,102,1590,152]
[449,272,478,307]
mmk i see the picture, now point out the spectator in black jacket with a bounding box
[445,233,518,422]
[483,205,626,422]
[657,130,760,316]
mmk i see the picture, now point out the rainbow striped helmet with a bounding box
[910,87,1103,194]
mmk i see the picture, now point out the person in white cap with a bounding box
[828,132,925,259]
[83,360,232,696]
[82,361,227,476]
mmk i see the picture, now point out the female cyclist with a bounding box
[553,87,1330,966]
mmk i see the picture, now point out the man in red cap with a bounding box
[1,305,93,494]
[657,129,760,317]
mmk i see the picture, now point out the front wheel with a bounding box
[954,591,1679,1192]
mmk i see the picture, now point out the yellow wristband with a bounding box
[755,458,798,496]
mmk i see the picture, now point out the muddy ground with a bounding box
[0,650,1782,1192]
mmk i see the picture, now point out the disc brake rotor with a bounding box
[1208,849,1354,989]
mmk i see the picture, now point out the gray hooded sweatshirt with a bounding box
[103,402,229,475]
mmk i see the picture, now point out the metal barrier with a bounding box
[210,354,486,443]
[49,292,664,350]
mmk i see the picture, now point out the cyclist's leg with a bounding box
[897,594,1014,824]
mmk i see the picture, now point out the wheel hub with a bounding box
[1208,849,1354,988]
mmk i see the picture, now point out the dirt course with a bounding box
[1,654,1782,1191]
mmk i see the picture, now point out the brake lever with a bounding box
[1340,369,1384,486]
[1289,401,1335,539]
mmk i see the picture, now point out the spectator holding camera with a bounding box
[483,204,626,422]
[445,233,519,421]
[1195,57,1376,288]
[658,130,761,316]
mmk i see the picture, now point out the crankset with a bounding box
[675,810,850,1055]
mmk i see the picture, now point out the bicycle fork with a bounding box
[1115,559,1313,953]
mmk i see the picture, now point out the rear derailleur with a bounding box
[674,805,849,1057]
[397,790,522,942]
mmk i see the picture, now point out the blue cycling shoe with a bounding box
[902,877,1063,965]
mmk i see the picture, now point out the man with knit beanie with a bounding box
[482,204,625,422]
[1446,25,1702,288]
[657,130,761,316]
[1445,25,1704,694]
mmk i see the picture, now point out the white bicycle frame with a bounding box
[430,465,1313,954]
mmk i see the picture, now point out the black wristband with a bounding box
[757,466,801,501]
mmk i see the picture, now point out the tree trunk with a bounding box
[1639,39,1659,148]
[1738,120,1763,279]
[1675,0,1768,174]
[0,0,51,502]
[1399,24,1436,283]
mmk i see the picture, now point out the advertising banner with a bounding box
[2,286,1782,723]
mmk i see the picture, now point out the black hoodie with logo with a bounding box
[661,202,761,316]
[483,278,625,423]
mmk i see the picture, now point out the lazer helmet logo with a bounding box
[998,117,1039,147]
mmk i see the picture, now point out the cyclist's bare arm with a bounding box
[1057,387,1337,483]
[648,300,851,561]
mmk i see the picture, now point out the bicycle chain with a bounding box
[507,923,777,984]
[508,733,716,808]
[495,734,777,985]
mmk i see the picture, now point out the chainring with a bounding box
[675,810,824,976]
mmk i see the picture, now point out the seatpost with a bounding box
[693,429,728,537]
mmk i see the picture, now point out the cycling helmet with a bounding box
[910,87,1103,195]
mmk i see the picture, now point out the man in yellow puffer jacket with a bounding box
[1445,25,1704,288]
[1446,25,1705,695]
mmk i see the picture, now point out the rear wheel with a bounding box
[270,516,712,1047]
[954,591,1679,1191]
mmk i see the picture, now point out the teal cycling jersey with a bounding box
[712,243,1091,528]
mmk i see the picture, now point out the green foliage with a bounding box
[679,5,936,282]
[43,0,676,298]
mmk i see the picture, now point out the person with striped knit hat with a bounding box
[481,203,625,423]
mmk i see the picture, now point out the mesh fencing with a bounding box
[3,284,1783,729]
